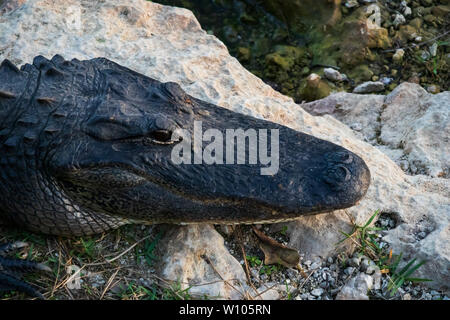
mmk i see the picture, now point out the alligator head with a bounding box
[0,55,370,235]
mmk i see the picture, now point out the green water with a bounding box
[154,0,449,99]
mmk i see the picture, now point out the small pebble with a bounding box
[393,14,406,27]
[349,257,361,268]
[344,267,355,276]
[427,85,440,94]
[350,123,362,131]
[311,288,324,297]
[310,262,321,270]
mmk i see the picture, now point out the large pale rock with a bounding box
[303,83,450,177]
[0,0,448,294]
[301,92,385,142]
[380,83,449,178]
[158,225,248,299]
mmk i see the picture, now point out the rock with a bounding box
[429,43,438,57]
[255,283,287,300]
[344,267,356,276]
[403,6,413,16]
[403,293,412,300]
[349,64,374,82]
[1,0,448,296]
[299,73,332,102]
[360,258,370,272]
[336,273,374,300]
[236,47,251,62]
[432,5,450,19]
[393,14,407,27]
[393,49,405,63]
[345,0,359,8]
[409,18,423,30]
[380,77,393,85]
[395,25,419,44]
[158,225,248,299]
[286,268,299,279]
[323,68,344,82]
[419,50,431,61]
[380,83,449,177]
[423,14,437,24]
[301,92,385,141]
[350,123,362,132]
[353,81,385,93]
[259,0,343,32]
[349,257,361,268]
[305,83,450,178]
[265,45,306,71]
[365,265,381,290]
[321,5,391,68]
[311,288,324,296]
[427,85,440,94]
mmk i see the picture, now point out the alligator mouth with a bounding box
[58,136,371,224]
[60,164,301,212]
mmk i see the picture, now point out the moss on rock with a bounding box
[299,73,332,101]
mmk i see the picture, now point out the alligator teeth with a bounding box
[23,131,38,142]
[0,90,16,99]
[33,55,50,69]
[3,136,20,148]
[36,97,56,105]
[45,67,65,77]
[18,115,39,126]
[51,54,66,65]
[0,129,9,137]
[52,111,68,118]
[44,126,60,134]
[0,59,20,73]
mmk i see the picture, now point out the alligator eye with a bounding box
[150,130,172,142]
[144,129,181,145]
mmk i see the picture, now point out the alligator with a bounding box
[0,55,371,298]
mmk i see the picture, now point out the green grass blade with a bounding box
[363,210,380,228]
[397,258,417,277]
[405,277,432,283]
[402,260,427,279]
[390,252,403,274]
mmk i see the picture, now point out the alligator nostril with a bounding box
[323,164,351,187]
[325,151,353,164]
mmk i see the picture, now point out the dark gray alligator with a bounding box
[0,55,370,298]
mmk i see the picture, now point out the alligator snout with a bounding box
[322,150,371,205]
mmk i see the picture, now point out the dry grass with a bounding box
[0,223,193,300]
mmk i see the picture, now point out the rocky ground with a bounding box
[0,0,448,300]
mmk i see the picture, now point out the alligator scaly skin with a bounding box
[0,55,371,237]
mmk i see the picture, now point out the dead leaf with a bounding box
[252,227,300,268]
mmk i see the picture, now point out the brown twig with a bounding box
[382,30,450,53]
